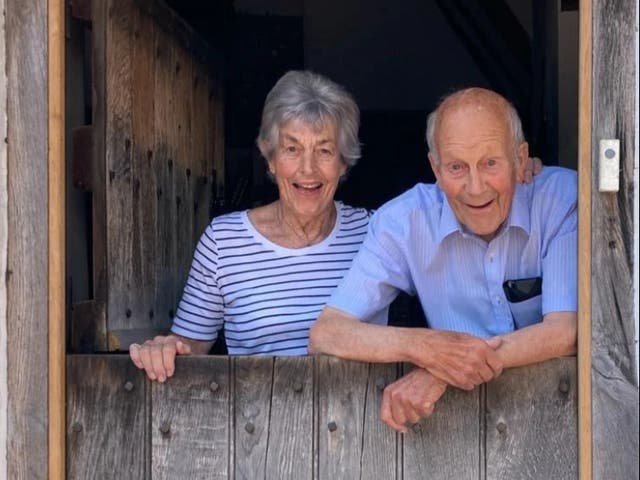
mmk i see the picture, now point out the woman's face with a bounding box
[267,118,347,220]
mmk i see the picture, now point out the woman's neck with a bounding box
[275,201,337,248]
[248,201,338,249]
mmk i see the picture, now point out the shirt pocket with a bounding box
[508,295,542,329]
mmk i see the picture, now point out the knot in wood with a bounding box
[327,421,338,432]
[244,422,255,434]
[123,381,134,392]
[496,422,507,434]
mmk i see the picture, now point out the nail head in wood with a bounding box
[559,380,570,394]
[293,381,303,393]
[375,377,386,390]
[496,422,507,434]
[71,422,83,433]
[123,381,134,392]
[328,421,338,432]
[209,381,219,392]
[159,421,171,436]
[244,422,255,434]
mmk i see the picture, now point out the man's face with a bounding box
[429,104,527,242]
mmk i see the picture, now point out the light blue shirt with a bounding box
[328,167,577,337]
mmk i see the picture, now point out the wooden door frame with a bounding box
[45,1,632,479]
[49,0,65,478]
[577,1,592,479]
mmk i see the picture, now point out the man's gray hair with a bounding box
[425,89,525,166]
[257,70,361,166]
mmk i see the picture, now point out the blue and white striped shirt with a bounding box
[171,202,386,355]
[328,167,577,337]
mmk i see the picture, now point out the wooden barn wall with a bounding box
[67,356,578,480]
[591,0,639,478]
[71,0,223,352]
[5,0,49,478]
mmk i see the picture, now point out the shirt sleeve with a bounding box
[171,224,224,340]
[328,205,415,322]
[540,170,578,314]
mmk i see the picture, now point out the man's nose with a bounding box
[466,169,486,194]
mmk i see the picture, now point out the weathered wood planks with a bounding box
[77,0,222,351]
[6,0,49,477]
[486,358,577,480]
[67,356,578,479]
[67,355,149,479]
[590,0,639,479]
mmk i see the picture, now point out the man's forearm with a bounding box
[495,311,577,368]
[308,307,418,363]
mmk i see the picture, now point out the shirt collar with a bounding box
[436,182,531,243]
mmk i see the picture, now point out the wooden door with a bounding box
[69,0,224,352]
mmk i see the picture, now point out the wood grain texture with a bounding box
[48,0,66,477]
[360,363,399,480]
[131,4,157,340]
[264,356,314,480]
[6,0,49,477]
[152,356,230,480]
[233,357,274,480]
[577,0,592,478]
[105,0,135,339]
[66,355,148,479]
[590,0,639,479]
[486,358,577,480]
[402,364,481,480]
[87,0,109,352]
[153,26,178,332]
[316,356,370,479]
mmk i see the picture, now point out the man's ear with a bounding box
[515,142,529,182]
[428,152,441,181]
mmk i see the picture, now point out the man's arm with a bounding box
[308,306,503,390]
[492,311,576,368]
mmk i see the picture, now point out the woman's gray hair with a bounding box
[257,70,361,167]
[426,89,525,166]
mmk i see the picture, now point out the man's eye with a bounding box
[486,158,498,167]
[285,146,298,153]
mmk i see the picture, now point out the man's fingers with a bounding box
[149,345,168,382]
[380,392,408,433]
[161,343,177,378]
[485,336,502,349]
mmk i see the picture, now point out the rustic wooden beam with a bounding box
[69,0,91,21]
[6,0,49,477]
[48,0,66,478]
[577,0,592,478]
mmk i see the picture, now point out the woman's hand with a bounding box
[129,334,195,382]
[522,156,543,184]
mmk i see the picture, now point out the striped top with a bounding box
[171,202,385,355]
[329,167,577,337]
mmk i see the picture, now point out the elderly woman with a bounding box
[130,70,386,381]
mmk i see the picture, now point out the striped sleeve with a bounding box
[171,222,224,341]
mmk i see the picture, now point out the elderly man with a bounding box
[308,87,577,432]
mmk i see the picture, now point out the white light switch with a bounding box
[598,139,620,192]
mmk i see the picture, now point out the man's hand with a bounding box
[129,335,192,382]
[380,368,447,433]
[414,330,504,390]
